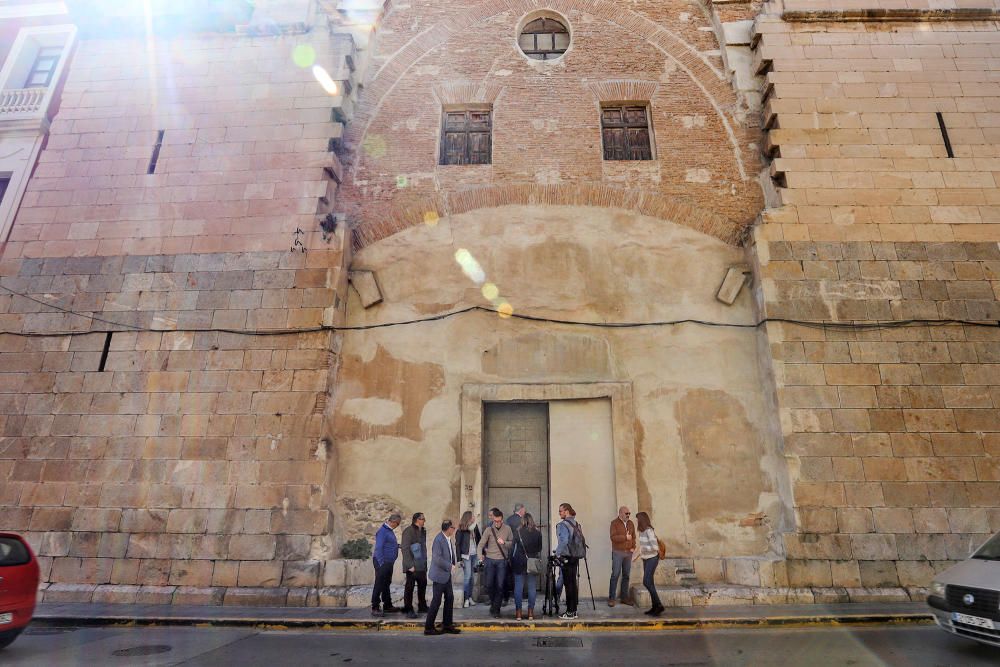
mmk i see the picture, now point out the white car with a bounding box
[927,531,1000,648]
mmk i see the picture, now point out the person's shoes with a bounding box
[463,598,471,608]
[384,605,402,613]
[424,627,443,636]
[559,611,577,620]
[490,609,500,619]
[371,608,383,617]
[515,610,522,621]
[468,599,477,606]
[650,605,664,616]
[406,611,417,619]
[620,597,634,606]
[527,609,534,620]
[443,626,461,634]
[608,599,616,607]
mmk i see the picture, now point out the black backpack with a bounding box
[563,520,586,559]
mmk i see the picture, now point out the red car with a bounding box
[0,533,39,650]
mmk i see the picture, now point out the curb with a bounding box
[31,612,935,632]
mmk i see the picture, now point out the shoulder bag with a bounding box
[519,528,542,575]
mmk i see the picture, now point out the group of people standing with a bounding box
[369,503,666,634]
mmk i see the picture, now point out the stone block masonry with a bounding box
[751,3,1000,590]
[0,19,356,604]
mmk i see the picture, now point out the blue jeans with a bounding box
[462,555,478,601]
[643,557,662,608]
[609,550,632,601]
[483,557,506,613]
[513,572,537,612]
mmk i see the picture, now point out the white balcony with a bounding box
[0,87,47,118]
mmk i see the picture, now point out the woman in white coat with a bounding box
[632,511,664,616]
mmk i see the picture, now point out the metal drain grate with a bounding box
[534,637,584,648]
[111,645,173,657]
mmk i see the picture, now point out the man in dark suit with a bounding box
[424,519,461,636]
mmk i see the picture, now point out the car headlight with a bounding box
[930,581,946,597]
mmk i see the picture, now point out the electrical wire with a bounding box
[0,280,998,338]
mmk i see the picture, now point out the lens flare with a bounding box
[292,44,316,68]
[311,64,339,95]
[454,248,485,284]
[423,211,439,227]
[481,283,499,300]
[497,302,514,319]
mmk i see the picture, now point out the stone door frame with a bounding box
[460,383,638,519]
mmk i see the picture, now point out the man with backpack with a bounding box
[555,502,586,620]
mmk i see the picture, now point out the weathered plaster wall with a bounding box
[333,205,793,581]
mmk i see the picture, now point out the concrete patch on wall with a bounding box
[676,388,774,556]
[481,332,613,380]
[341,397,404,426]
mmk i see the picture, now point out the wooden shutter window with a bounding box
[601,105,653,161]
[440,109,492,166]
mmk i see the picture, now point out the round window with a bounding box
[518,16,570,61]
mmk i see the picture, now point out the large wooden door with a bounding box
[484,403,550,561]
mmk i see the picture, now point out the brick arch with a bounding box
[351,182,749,251]
[348,0,753,180]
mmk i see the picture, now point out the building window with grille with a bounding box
[25,46,62,88]
[518,16,570,61]
[440,108,492,166]
[601,105,654,161]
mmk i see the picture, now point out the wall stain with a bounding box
[676,389,772,524]
[336,345,445,441]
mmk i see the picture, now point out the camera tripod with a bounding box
[542,553,562,617]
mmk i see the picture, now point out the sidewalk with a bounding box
[33,599,934,632]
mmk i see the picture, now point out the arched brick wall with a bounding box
[342,0,764,248]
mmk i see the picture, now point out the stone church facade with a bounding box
[0,0,997,605]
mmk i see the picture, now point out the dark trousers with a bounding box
[562,557,579,613]
[643,557,662,608]
[371,558,394,610]
[404,570,427,612]
[424,579,454,631]
[483,557,507,613]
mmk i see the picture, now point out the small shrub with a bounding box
[341,538,372,560]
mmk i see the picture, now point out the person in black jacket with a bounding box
[455,511,482,607]
[400,512,428,618]
[511,513,543,620]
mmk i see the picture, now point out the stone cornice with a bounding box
[782,7,1000,22]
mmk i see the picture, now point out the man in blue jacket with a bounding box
[371,513,402,616]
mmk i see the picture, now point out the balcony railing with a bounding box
[0,87,46,117]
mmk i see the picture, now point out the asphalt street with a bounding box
[1,624,998,666]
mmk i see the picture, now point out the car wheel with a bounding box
[0,627,25,650]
